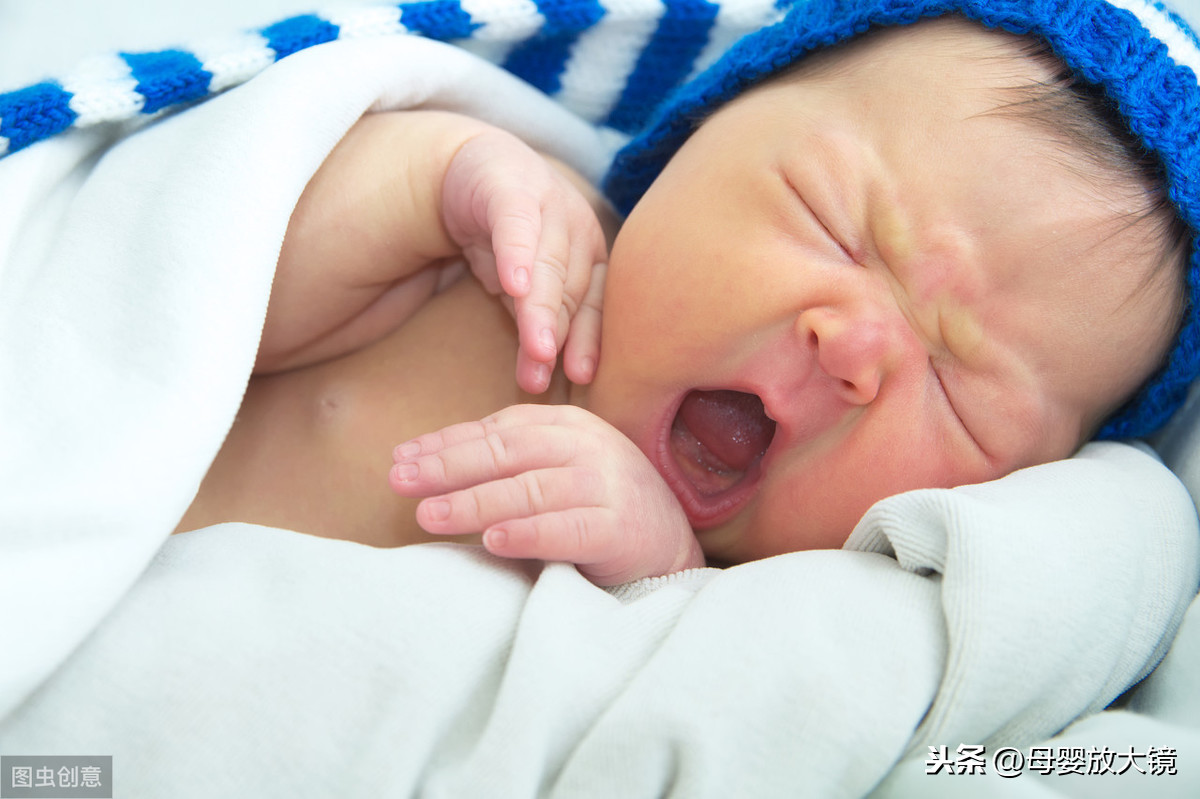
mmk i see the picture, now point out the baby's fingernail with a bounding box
[533,363,550,388]
[539,327,556,355]
[391,462,418,482]
[581,356,596,379]
[484,527,508,549]
[424,498,451,522]
[513,267,530,292]
[393,441,420,461]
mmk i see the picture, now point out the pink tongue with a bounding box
[677,390,775,472]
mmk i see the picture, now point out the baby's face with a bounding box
[581,18,1180,564]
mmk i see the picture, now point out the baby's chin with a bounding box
[691,488,871,566]
[692,517,785,568]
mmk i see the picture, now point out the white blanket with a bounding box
[1,17,1198,798]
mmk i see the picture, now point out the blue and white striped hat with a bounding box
[0,0,1197,439]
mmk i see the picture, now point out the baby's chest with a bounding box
[183,279,564,545]
[324,278,563,437]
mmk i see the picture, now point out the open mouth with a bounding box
[665,389,776,526]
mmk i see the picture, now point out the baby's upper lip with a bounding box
[737,324,855,451]
[728,355,809,451]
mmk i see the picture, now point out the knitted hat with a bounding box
[602,0,1200,441]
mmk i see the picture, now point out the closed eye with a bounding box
[821,214,858,265]
[931,360,985,453]
[778,168,858,265]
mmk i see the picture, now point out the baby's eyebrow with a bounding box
[867,193,915,267]
[869,198,990,367]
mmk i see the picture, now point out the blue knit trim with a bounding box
[122,50,214,115]
[260,14,342,60]
[0,82,75,152]
[397,0,479,39]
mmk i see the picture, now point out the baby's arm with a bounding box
[389,405,705,586]
[257,110,610,392]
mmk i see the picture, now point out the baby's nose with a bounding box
[796,305,895,405]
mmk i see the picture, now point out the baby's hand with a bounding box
[388,404,704,586]
[442,130,609,394]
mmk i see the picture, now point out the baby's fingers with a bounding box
[489,197,542,299]
[561,261,605,384]
[389,415,580,497]
[483,508,624,580]
[511,208,573,392]
[413,466,603,534]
